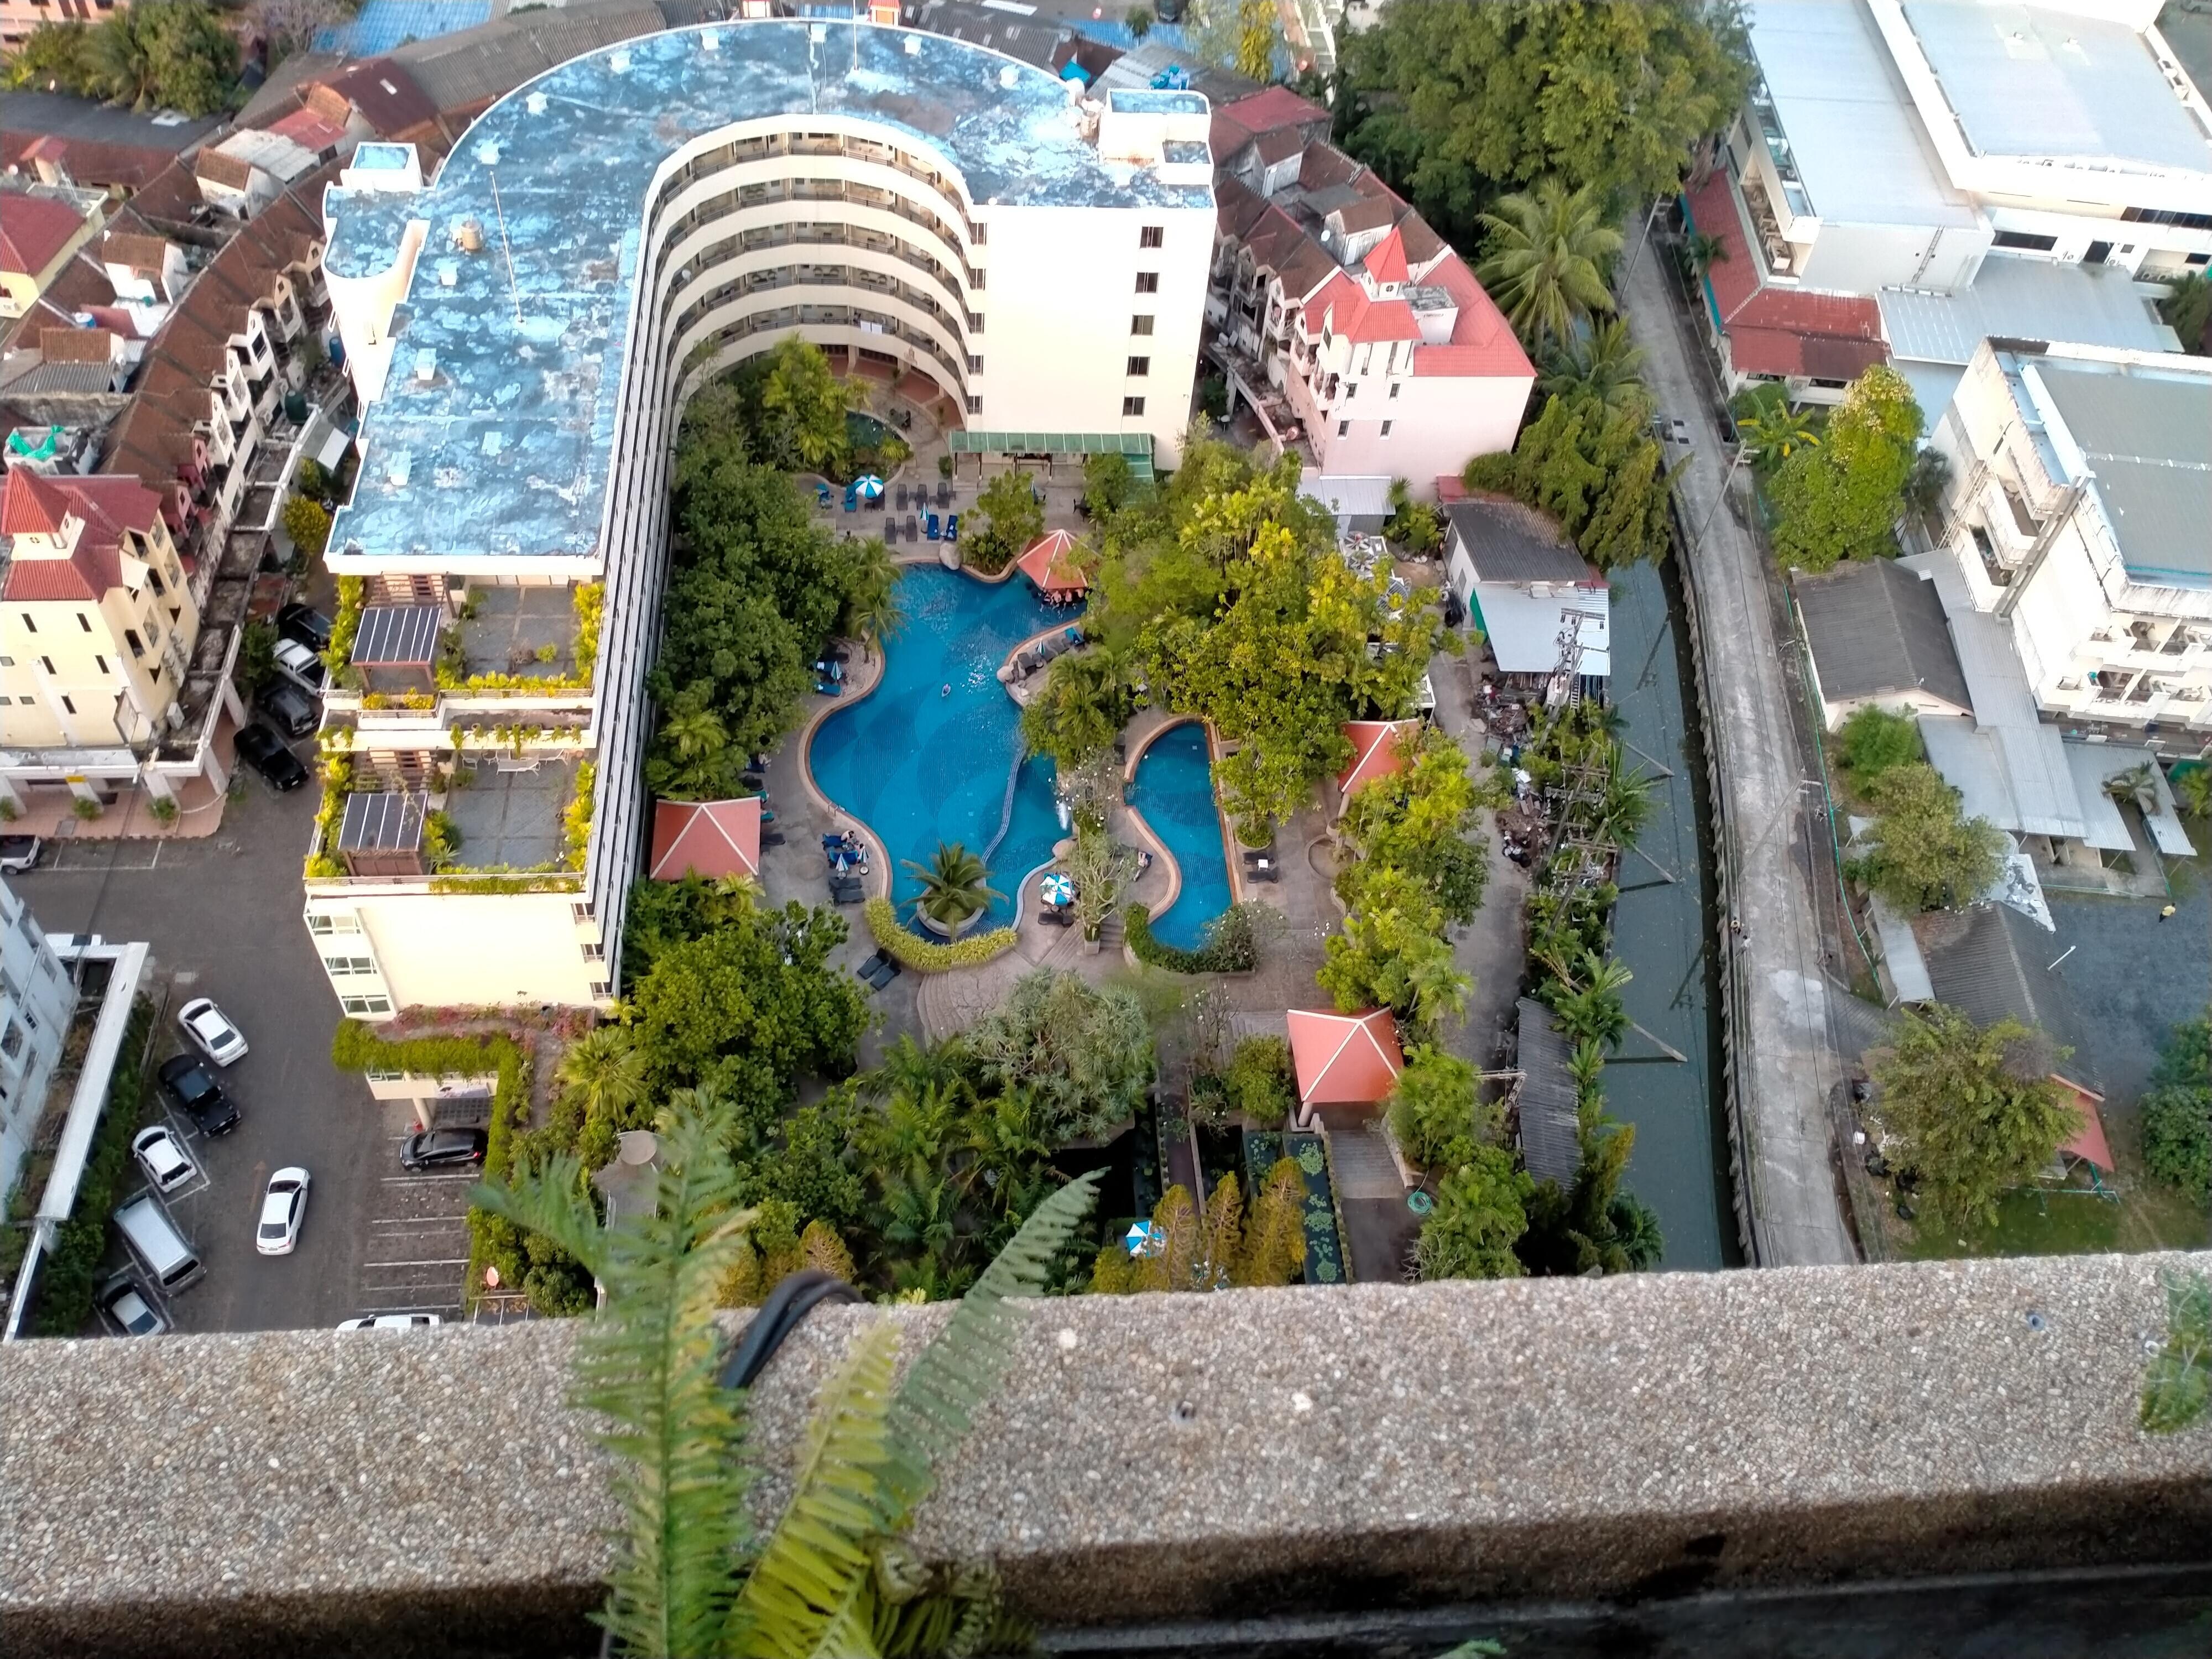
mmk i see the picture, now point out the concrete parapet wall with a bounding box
[4,1253,2211,1655]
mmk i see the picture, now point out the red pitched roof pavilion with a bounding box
[648,797,762,883]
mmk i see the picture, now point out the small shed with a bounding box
[1336,719,1421,810]
[337,791,427,879]
[1792,560,1971,733]
[1014,529,1088,602]
[1286,1008,1404,1126]
[351,604,443,695]
[1514,998,1582,1186]
[649,797,761,883]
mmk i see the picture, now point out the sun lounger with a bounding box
[946,513,959,541]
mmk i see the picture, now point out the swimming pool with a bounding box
[807,566,1073,928]
[1130,722,1233,950]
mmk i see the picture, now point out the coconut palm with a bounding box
[660,705,726,767]
[1475,179,1623,348]
[1407,950,1473,1036]
[556,1027,647,1129]
[2105,761,2159,815]
[1538,318,1648,416]
[1682,231,1729,276]
[2178,764,2212,821]
[1547,953,1634,1049]
[901,841,1002,935]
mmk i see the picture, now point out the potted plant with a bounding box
[900,841,1000,938]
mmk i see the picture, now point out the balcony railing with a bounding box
[3,1252,2210,1656]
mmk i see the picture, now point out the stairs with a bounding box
[1323,1121,1406,1202]
[1095,910,1124,949]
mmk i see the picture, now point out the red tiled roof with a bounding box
[1311,271,1422,346]
[1014,528,1087,594]
[1215,85,1327,140]
[1410,252,1536,382]
[1363,226,1409,288]
[0,468,152,602]
[0,193,91,278]
[1683,170,1887,380]
[649,797,761,883]
[1286,1008,1404,1106]
[268,107,349,155]
[2062,1087,2113,1173]
[1,466,72,534]
[1337,719,1420,799]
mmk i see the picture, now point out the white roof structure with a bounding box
[209,127,325,185]
[1474,585,1611,677]
[1898,1,2212,173]
[1867,891,1935,1004]
[1745,0,1979,228]
[2064,741,2198,858]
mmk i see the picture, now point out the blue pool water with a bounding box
[808,566,1072,927]
[1130,722,1232,950]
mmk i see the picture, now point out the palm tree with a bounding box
[556,1027,646,1129]
[1406,950,1472,1036]
[1475,178,1623,348]
[901,841,1002,935]
[2178,764,2212,821]
[660,705,726,768]
[2105,761,2158,815]
[1547,953,1634,1049]
[1737,402,1822,467]
[839,540,904,661]
[1538,317,1647,415]
[1682,231,1729,277]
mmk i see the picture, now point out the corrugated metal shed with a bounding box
[1794,559,1970,713]
[1515,999,1580,1187]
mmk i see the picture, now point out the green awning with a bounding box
[948,431,1154,479]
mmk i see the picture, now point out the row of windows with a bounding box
[1335,420,1397,438]
[323,956,378,978]
[340,994,393,1018]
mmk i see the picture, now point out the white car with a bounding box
[100,1274,168,1337]
[131,1124,197,1195]
[177,998,248,1066]
[273,637,327,694]
[337,1313,444,1331]
[255,1167,311,1256]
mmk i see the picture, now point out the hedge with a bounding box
[30,1000,154,1336]
[330,1020,533,1293]
[863,896,1018,971]
[1123,903,1258,974]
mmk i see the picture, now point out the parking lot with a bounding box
[15,762,471,1334]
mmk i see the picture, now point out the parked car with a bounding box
[99,1273,168,1337]
[177,997,248,1066]
[236,723,309,791]
[131,1124,198,1195]
[277,602,333,654]
[273,637,327,695]
[0,834,39,874]
[156,1053,239,1136]
[399,1126,488,1171]
[255,1167,310,1256]
[337,1313,444,1331]
[257,680,317,740]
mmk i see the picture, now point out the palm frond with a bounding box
[729,1319,905,1659]
[878,1170,1102,1521]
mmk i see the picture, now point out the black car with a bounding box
[235,723,309,791]
[257,679,317,740]
[157,1053,240,1135]
[400,1126,488,1171]
[278,602,333,654]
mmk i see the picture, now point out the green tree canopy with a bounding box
[1387,1045,1492,1173]
[1837,704,1923,786]
[1870,1003,2079,1230]
[1766,364,1924,572]
[1020,646,1135,769]
[1518,1094,1663,1275]
[1462,389,1672,569]
[1851,761,2006,912]
[734,337,850,475]
[967,468,1045,575]
[964,968,1156,1143]
[6,3,240,114]
[1538,316,1648,415]
[1338,724,1489,926]
[1089,1162,1307,1292]
[1338,0,1752,244]
[1415,1145,1533,1280]
[2142,1016,2212,1200]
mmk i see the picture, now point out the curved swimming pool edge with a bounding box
[1121,717,1245,936]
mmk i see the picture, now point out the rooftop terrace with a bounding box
[323,20,1212,569]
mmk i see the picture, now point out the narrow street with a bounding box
[1617,234,1858,1267]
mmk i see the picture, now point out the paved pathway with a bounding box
[1619,241,1855,1267]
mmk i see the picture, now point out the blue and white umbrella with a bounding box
[1040,871,1074,906]
[853,474,885,499]
[1124,1220,1159,1258]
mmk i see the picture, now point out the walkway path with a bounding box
[1618,239,1855,1267]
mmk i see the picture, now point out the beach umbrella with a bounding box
[853,474,885,499]
[1125,1220,1159,1258]
[1040,871,1074,906]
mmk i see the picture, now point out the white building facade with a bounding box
[1927,340,2212,749]
[313,22,1215,1018]
[1,877,72,1208]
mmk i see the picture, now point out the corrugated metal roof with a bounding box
[1901,1,2212,173]
[1867,891,1934,1005]
[2064,742,2197,858]
[2029,357,2212,584]
[1470,585,1611,677]
[352,603,444,665]
[1444,495,1589,583]
[1918,714,2089,841]
[1877,257,2176,368]
[338,790,427,852]
[1794,559,1971,713]
[1515,999,1580,1186]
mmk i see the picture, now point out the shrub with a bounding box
[282,494,331,562]
[1224,1035,1295,1121]
[147,796,179,825]
[1837,705,1922,784]
[1124,901,1270,974]
[863,895,1017,971]
[2143,1084,2212,1200]
[29,1002,153,1337]
[71,796,102,822]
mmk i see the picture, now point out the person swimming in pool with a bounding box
[941,683,951,697]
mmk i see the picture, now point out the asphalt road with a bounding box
[13,761,467,1334]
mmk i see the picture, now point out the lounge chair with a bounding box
[816,680,843,696]
[926,512,942,540]
[816,482,832,508]
[905,514,919,540]
[936,481,951,508]
[761,829,786,849]
[843,486,857,512]
[828,879,865,905]
[946,513,959,541]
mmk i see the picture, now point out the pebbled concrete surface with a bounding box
[6,1251,2212,1653]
